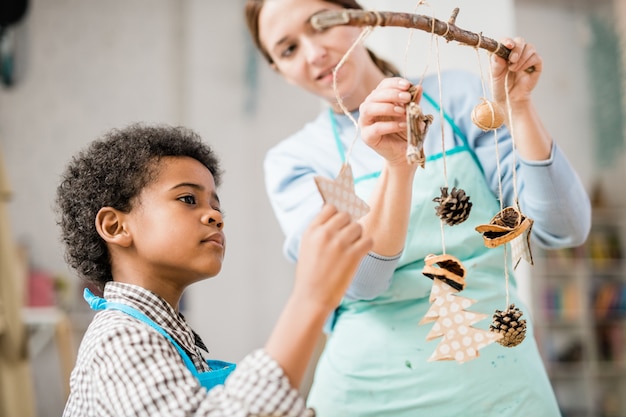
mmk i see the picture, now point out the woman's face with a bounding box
[258,0,375,108]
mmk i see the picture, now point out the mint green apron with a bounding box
[306,103,560,416]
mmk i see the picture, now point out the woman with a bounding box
[245,0,591,415]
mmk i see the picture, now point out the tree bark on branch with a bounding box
[311,8,513,62]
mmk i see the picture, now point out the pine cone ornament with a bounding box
[433,187,472,226]
[489,304,527,347]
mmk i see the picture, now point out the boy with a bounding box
[57,123,372,416]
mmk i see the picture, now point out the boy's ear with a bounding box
[95,207,132,247]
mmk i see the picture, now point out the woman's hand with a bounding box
[491,37,552,161]
[359,77,421,167]
[491,37,543,108]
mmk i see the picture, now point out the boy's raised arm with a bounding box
[265,204,373,387]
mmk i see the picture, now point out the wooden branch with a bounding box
[311,8,512,61]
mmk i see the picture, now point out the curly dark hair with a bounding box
[55,123,223,290]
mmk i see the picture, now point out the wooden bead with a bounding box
[471,98,505,131]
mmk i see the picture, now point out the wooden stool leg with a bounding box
[54,313,75,399]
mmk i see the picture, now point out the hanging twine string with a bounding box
[476,47,505,212]
[401,1,449,254]
[504,71,521,211]
[475,45,511,304]
[332,25,374,165]
[491,71,504,212]
[434,22,448,188]
[429,14,450,254]
[503,242,510,305]
[475,33,488,99]
[490,53,519,307]
[402,0,430,82]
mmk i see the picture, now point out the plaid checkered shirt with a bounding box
[63,282,315,416]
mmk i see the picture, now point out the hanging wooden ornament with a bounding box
[489,303,527,347]
[421,253,467,291]
[433,187,473,226]
[510,220,534,268]
[475,207,534,268]
[475,206,529,247]
[471,98,505,131]
[419,278,503,363]
[406,102,434,167]
[314,163,370,221]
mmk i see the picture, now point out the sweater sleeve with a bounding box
[515,144,591,248]
[470,117,591,249]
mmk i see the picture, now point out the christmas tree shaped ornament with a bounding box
[471,98,505,131]
[433,187,473,226]
[419,274,463,325]
[420,278,503,363]
[314,163,370,221]
[489,303,527,347]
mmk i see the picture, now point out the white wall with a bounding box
[0,0,602,415]
[515,2,595,191]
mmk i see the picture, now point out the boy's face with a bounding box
[122,156,225,286]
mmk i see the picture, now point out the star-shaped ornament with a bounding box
[314,163,369,221]
[406,102,433,167]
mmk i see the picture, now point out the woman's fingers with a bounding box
[496,37,542,76]
[359,77,418,137]
[361,78,413,108]
[491,36,543,103]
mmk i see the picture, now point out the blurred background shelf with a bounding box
[533,205,626,417]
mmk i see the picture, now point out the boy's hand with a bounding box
[294,204,373,311]
[265,204,372,387]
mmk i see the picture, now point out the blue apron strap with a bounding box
[84,288,236,390]
[84,288,200,377]
[422,91,484,174]
[421,92,468,145]
[329,107,347,164]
